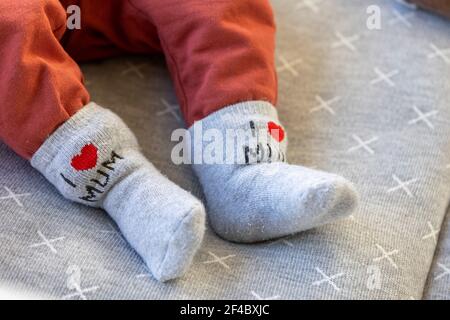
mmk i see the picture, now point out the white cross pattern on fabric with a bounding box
[0,186,30,207]
[373,244,399,269]
[203,251,235,270]
[408,106,438,130]
[422,221,440,245]
[93,221,127,245]
[157,98,182,123]
[310,95,341,115]
[331,32,360,52]
[427,43,450,65]
[250,291,280,300]
[121,61,147,79]
[312,267,344,291]
[97,222,120,235]
[347,135,379,155]
[280,239,294,247]
[389,10,414,28]
[295,0,322,13]
[434,263,450,281]
[276,55,302,77]
[135,266,153,279]
[387,174,418,198]
[62,283,100,300]
[370,68,399,87]
[29,230,65,254]
[269,237,294,247]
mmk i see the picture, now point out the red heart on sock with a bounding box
[268,121,285,142]
[71,144,98,171]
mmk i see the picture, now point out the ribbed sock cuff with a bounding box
[30,102,140,207]
[31,102,138,171]
[187,101,287,165]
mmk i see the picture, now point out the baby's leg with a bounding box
[0,0,89,159]
[406,0,450,18]
[137,0,359,242]
[0,0,205,281]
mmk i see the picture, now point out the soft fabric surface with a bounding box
[0,0,449,299]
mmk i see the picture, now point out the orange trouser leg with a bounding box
[128,0,278,126]
[0,0,162,159]
[0,0,277,158]
[0,0,89,159]
[66,0,278,126]
[60,0,162,62]
[407,0,450,18]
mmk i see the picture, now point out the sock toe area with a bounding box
[311,176,359,227]
[103,163,206,282]
[200,163,359,243]
[329,178,359,218]
[153,202,206,282]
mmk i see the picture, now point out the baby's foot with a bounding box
[189,101,358,243]
[195,162,356,242]
[31,103,205,281]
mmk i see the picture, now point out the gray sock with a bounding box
[31,103,205,282]
[188,101,358,243]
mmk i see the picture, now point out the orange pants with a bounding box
[407,0,450,18]
[0,0,277,159]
